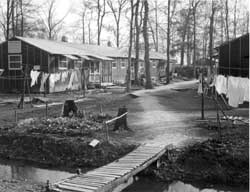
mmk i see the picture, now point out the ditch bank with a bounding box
[143,124,249,188]
[0,115,136,171]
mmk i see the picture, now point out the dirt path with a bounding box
[126,80,213,147]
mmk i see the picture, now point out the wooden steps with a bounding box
[52,144,168,192]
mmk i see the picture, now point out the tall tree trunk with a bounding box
[192,0,200,78]
[233,0,237,38]
[225,0,229,41]
[180,33,186,66]
[20,0,24,36]
[82,13,85,44]
[186,28,191,66]
[180,9,191,66]
[11,0,15,37]
[116,24,119,47]
[209,1,216,71]
[127,0,134,92]
[166,0,171,84]
[155,0,158,52]
[143,0,153,89]
[97,0,101,45]
[220,7,224,43]
[134,0,140,85]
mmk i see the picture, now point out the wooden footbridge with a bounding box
[52,144,169,192]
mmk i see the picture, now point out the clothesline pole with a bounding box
[201,72,204,120]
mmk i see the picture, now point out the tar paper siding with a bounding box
[0,39,49,93]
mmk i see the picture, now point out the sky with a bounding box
[0,0,249,44]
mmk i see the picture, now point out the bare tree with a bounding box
[191,0,201,77]
[134,0,141,85]
[97,0,106,45]
[126,0,134,92]
[165,0,171,84]
[41,0,69,39]
[107,0,127,47]
[179,7,192,66]
[233,0,237,38]
[209,0,217,70]
[143,0,153,89]
[225,0,229,41]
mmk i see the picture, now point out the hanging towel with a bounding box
[30,70,40,87]
[40,73,50,92]
[228,76,241,107]
[215,75,227,95]
[241,78,249,102]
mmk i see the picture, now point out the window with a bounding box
[112,61,117,68]
[121,62,126,68]
[90,62,100,73]
[59,56,68,70]
[8,54,22,70]
[75,60,82,69]
[152,61,157,68]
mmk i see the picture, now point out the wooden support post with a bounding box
[105,123,109,142]
[201,72,204,120]
[45,102,48,119]
[215,91,221,139]
[14,110,17,124]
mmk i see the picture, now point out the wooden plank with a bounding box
[94,169,130,174]
[70,177,110,185]
[57,183,95,192]
[78,174,113,181]
[53,145,167,192]
[63,181,99,190]
[67,179,105,187]
[86,173,120,179]
[101,166,132,171]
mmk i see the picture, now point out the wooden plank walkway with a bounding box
[52,144,168,192]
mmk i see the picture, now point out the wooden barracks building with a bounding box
[0,36,171,93]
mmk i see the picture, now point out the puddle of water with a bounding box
[0,160,74,184]
[123,177,248,192]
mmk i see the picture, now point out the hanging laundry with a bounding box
[40,73,50,92]
[67,71,76,89]
[49,73,61,91]
[75,69,81,82]
[227,76,241,108]
[241,78,249,102]
[215,75,227,95]
[61,71,69,82]
[30,70,40,87]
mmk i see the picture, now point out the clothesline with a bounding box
[218,66,249,70]
[214,74,249,108]
[0,76,31,80]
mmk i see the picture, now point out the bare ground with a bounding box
[0,80,248,191]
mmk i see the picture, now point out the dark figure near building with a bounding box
[113,105,129,131]
[62,100,78,117]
